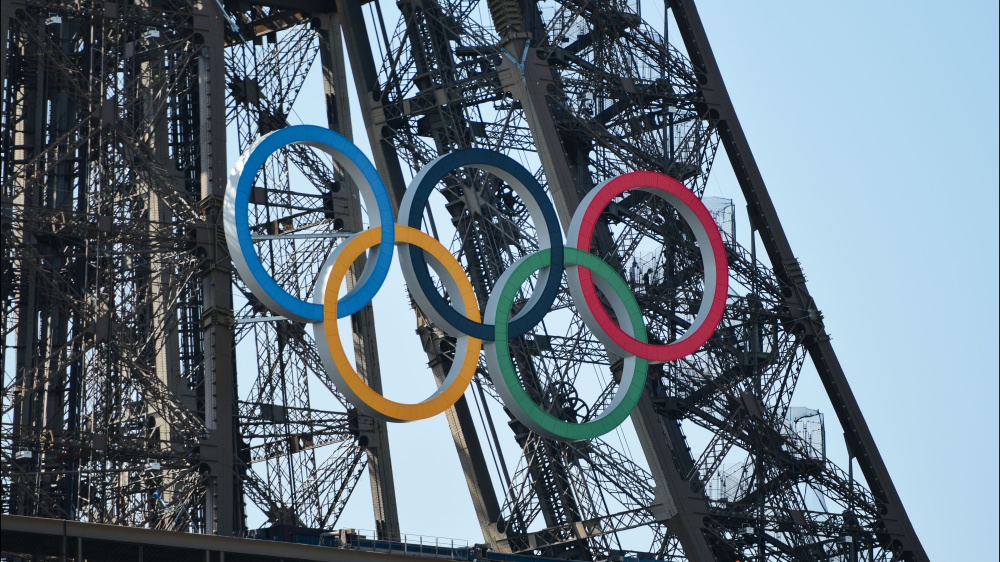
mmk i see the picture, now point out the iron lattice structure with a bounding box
[0,1,929,561]
[1,0,240,533]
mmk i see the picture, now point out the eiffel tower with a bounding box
[1,0,929,560]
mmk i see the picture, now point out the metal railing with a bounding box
[337,529,471,560]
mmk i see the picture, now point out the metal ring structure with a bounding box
[566,171,729,363]
[397,149,564,341]
[484,247,649,441]
[224,125,395,322]
[313,226,483,422]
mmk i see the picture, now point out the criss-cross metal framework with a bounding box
[2,0,928,560]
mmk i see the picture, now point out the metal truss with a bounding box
[2,0,239,533]
[2,0,928,560]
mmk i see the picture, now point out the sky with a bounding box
[233,1,1000,559]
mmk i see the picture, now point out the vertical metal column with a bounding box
[195,4,242,535]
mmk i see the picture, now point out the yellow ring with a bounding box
[315,226,482,422]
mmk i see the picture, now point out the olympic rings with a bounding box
[225,125,729,441]
[314,226,482,422]
[567,171,729,363]
[224,125,395,322]
[485,247,648,441]
[398,149,564,341]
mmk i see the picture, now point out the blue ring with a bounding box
[400,149,564,340]
[233,125,395,320]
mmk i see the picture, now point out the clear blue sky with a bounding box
[238,1,1000,559]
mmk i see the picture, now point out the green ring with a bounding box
[485,247,648,441]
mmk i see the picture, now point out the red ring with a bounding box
[571,171,728,362]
